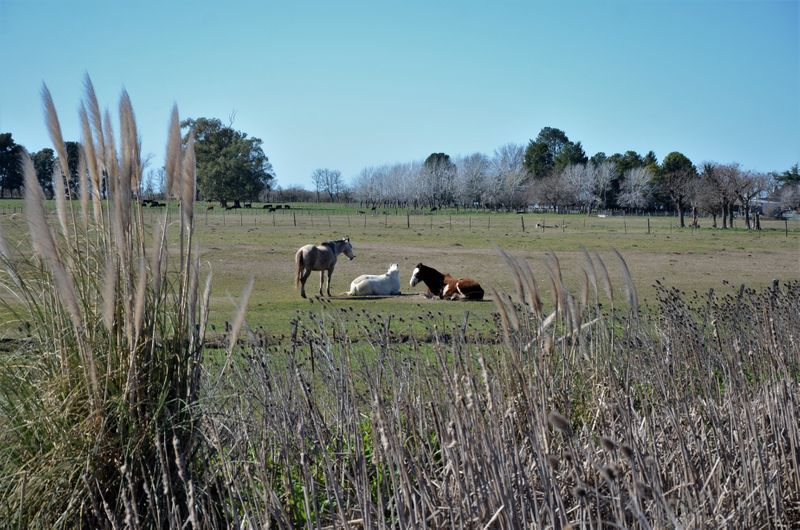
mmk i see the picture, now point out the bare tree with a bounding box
[310,168,345,202]
[618,166,654,211]
[560,163,598,212]
[455,153,490,208]
[488,143,526,210]
[591,161,616,210]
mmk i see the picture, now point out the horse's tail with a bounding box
[295,249,303,288]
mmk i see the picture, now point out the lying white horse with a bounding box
[347,263,401,296]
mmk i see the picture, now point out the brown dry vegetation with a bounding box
[0,81,798,528]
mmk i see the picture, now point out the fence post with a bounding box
[647,215,651,234]
[488,216,491,230]
[406,212,410,229]
[363,214,366,228]
[786,219,789,237]
[240,211,243,227]
[469,216,471,230]
[328,215,331,228]
[293,212,296,227]
[520,216,525,232]
[348,215,351,227]
[449,215,452,230]
[272,212,275,225]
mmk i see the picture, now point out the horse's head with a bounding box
[388,263,399,275]
[410,263,424,286]
[342,238,355,260]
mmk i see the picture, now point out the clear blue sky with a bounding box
[1,0,798,189]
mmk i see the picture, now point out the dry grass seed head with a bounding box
[165,105,182,199]
[548,411,573,436]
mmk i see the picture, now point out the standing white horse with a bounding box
[295,237,355,298]
[347,263,401,296]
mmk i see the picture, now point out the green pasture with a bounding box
[0,199,798,341]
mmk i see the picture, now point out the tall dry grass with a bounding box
[0,76,215,527]
[0,78,798,528]
[206,259,799,528]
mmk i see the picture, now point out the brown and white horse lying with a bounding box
[409,263,484,301]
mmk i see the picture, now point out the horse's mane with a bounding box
[321,238,346,248]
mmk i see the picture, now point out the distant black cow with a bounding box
[262,204,273,209]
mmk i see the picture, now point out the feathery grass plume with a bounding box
[198,266,212,343]
[228,276,254,354]
[165,105,182,199]
[103,109,118,200]
[51,166,69,240]
[518,257,543,319]
[580,269,590,313]
[580,247,599,304]
[613,248,638,315]
[79,103,104,225]
[119,90,141,192]
[181,129,196,230]
[22,152,78,325]
[83,74,106,170]
[497,246,525,303]
[78,146,89,229]
[491,286,517,355]
[593,252,613,304]
[118,93,135,205]
[41,83,71,183]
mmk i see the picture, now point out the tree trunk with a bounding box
[712,213,717,228]
[678,207,685,228]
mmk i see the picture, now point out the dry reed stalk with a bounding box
[77,146,89,230]
[133,257,147,346]
[102,253,117,333]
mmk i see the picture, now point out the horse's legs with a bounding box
[300,268,312,298]
[318,270,326,296]
[326,266,334,297]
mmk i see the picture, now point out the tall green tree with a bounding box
[0,133,24,197]
[524,127,586,179]
[181,118,274,206]
[778,163,800,186]
[31,147,56,198]
[422,152,457,207]
[655,151,697,227]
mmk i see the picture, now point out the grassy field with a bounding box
[1,199,797,340]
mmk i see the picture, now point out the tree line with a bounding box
[2,122,798,228]
[346,127,799,228]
